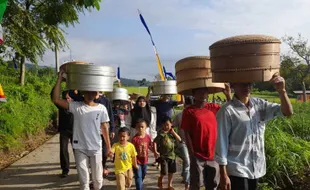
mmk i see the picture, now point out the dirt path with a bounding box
[0,134,185,190]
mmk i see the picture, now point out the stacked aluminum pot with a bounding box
[65,63,116,92]
[151,80,178,95]
[107,88,129,101]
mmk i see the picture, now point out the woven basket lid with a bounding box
[175,56,210,72]
[176,56,210,63]
[209,34,281,49]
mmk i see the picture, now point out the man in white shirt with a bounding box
[215,74,293,190]
[52,71,111,190]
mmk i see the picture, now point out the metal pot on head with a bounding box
[152,80,178,95]
[66,64,116,92]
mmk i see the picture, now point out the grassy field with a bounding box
[123,86,298,103]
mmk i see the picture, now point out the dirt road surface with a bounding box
[0,134,185,190]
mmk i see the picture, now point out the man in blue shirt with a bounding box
[146,86,183,131]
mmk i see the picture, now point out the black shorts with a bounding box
[159,158,177,175]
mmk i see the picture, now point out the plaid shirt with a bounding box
[215,96,283,179]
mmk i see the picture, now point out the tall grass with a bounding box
[261,103,310,189]
[0,64,57,151]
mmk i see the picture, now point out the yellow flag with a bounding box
[0,83,7,102]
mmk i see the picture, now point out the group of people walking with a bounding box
[52,70,293,190]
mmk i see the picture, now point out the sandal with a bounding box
[168,187,175,190]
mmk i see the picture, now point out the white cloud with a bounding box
[42,0,310,80]
[118,0,310,39]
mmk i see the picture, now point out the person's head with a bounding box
[124,103,129,111]
[136,96,147,108]
[230,83,253,98]
[113,100,121,109]
[62,91,72,102]
[118,127,130,145]
[135,118,148,135]
[82,91,98,103]
[160,94,171,102]
[161,116,173,132]
[184,96,194,108]
[192,87,208,103]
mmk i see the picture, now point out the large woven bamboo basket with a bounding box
[209,35,281,83]
[175,56,225,95]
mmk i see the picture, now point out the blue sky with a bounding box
[42,0,310,80]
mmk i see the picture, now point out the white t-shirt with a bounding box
[69,101,110,151]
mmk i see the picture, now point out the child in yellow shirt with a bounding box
[110,127,138,190]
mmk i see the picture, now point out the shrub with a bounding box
[0,64,57,151]
[262,105,310,189]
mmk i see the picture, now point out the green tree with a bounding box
[138,78,147,86]
[1,0,101,85]
[282,34,310,102]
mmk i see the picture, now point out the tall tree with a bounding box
[1,0,102,85]
[138,78,147,86]
[282,34,310,102]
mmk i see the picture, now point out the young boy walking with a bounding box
[52,71,111,190]
[131,118,153,190]
[154,116,181,190]
[110,127,138,190]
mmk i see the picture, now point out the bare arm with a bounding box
[170,128,181,142]
[132,155,138,169]
[101,122,111,152]
[219,165,231,190]
[146,86,152,102]
[279,90,293,116]
[153,142,160,158]
[271,75,293,116]
[223,83,232,102]
[184,132,194,155]
[52,71,69,110]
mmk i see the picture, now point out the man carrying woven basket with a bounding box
[215,74,293,190]
[181,84,231,190]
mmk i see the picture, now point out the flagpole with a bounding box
[138,9,166,81]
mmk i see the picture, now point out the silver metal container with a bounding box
[66,64,116,92]
[107,88,129,101]
[152,80,178,95]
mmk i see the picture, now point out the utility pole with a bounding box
[55,44,59,73]
[54,42,59,128]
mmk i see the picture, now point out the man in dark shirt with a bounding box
[52,89,74,178]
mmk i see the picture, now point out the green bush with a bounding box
[261,104,310,189]
[0,64,57,151]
